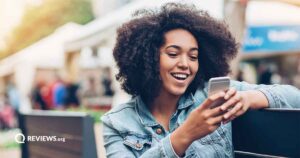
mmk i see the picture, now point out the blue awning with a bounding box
[243,25,300,53]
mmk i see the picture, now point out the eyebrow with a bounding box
[165,45,199,51]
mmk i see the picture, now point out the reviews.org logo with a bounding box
[15,133,66,143]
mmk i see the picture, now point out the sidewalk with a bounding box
[0,129,20,158]
[95,123,106,158]
[0,148,19,158]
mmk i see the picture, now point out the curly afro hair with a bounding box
[113,3,238,104]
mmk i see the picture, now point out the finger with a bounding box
[208,105,226,117]
[223,115,236,124]
[236,109,246,116]
[224,87,236,100]
[223,102,243,120]
[223,107,247,124]
[208,114,224,125]
[220,94,242,111]
[201,91,226,110]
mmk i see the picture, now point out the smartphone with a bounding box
[208,76,230,108]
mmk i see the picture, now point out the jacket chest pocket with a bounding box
[123,134,152,152]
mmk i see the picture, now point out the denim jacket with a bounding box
[101,80,300,158]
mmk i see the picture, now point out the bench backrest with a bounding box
[19,110,98,158]
[232,109,300,158]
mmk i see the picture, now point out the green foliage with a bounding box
[0,140,20,149]
[0,129,21,149]
[66,106,108,123]
[1,0,94,59]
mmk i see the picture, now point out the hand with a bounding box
[220,88,251,124]
[171,91,226,156]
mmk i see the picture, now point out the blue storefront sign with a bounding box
[243,25,300,53]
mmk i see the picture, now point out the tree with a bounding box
[0,0,94,59]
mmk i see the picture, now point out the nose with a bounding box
[177,56,188,69]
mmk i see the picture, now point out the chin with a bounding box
[170,87,187,96]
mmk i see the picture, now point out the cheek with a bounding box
[160,58,176,72]
[192,62,199,74]
[189,64,199,82]
[159,62,170,80]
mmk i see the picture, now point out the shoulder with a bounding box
[106,99,136,114]
[101,98,136,122]
[101,98,143,132]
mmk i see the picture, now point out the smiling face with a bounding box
[159,29,199,97]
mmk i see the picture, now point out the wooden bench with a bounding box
[19,110,98,158]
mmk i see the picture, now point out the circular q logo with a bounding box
[15,133,25,144]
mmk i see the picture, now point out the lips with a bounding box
[170,72,189,80]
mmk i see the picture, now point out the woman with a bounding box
[101,3,300,157]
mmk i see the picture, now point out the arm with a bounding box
[243,90,268,109]
[233,80,300,109]
[219,80,300,123]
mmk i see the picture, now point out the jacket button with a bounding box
[156,128,163,135]
[135,143,142,148]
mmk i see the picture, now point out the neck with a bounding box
[150,90,181,119]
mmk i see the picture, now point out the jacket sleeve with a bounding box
[101,115,181,158]
[231,80,300,109]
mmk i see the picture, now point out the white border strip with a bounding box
[235,150,288,158]
[21,110,88,117]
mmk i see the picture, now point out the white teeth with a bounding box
[171,73,188,79]
[174,74,187,78]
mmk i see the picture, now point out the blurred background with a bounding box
[0,0,300,157]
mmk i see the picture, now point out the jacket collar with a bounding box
[135,93,195,127]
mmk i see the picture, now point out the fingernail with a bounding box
[221,106,226,111]
[221,92,225,96]
[224,114,229,119]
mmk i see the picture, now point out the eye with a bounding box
[190,55,198,61]
[189,50,198,61]
[167,52,178,58]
